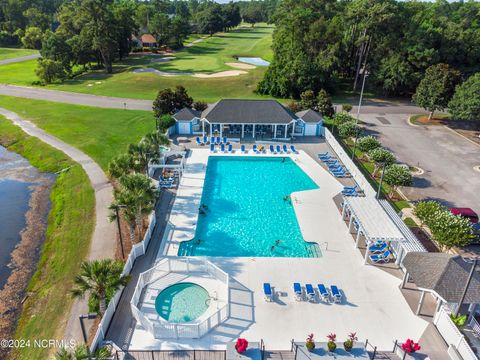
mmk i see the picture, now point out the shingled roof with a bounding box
[403,252,480,303]
[202,99,296,124]
[173,108,201,121]
[296,109,323,123]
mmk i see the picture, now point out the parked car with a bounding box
[449,208,479,224]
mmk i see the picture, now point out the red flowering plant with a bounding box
[235,338,248,353]
[343,332,358,351]
[402,339,421,353]
[326,333,337,352]
[306,333,315,352]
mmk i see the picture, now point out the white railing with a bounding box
[434,306,478,360]
[90,212,157,352]
[324,128,376,197]
[130,257,230,339]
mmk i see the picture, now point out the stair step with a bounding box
[264,351,295,360]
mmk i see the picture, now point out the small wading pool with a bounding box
[155,282,210,323]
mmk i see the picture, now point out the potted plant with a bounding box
[401,339,421,357]
[305,334,315,352]
[326,333,337,352]
[343,332,358,352]
[235,338,248,353]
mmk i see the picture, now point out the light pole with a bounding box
[351,66,369,160]
[114,205,127,260]
[79,313,97,360]
[376,162,387,199]
[455,257,478,317]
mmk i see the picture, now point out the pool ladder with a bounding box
[205,291,218,306]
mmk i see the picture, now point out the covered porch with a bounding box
[201,120,297,141]
[341,196,406,266]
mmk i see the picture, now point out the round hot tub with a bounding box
[155,282,210,323]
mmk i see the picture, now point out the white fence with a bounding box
[434,306,478,360]
[130,257,230,339]
[324,129,376,197]
[90,212,157,352]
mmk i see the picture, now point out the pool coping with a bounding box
[158,149,343,258]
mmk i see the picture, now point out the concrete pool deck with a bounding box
[127,149,428,351]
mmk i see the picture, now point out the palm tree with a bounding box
[71,259,129,315]
[143,130,170,151]
[55,344,110,360]
[128,142,155,175]
[109,173,157,244]
[107,153,137,179]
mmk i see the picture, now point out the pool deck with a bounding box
[126,148,428,351]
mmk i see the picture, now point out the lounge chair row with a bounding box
[318,152,351,178]
[209,144,299,154]
[196,136,229,146]
[341,185,361,197]
[263,283,343,304]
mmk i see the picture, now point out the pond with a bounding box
[237,57,270,66]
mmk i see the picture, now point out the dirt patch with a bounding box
[225,62,256,70]
[410,227,440,253]
[0,175,54,359]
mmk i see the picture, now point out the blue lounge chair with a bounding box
[263,283,273,302]
[368,242,388,253]
[306,284,315,302]
[343,185,358,192]
[203,135,208,144]
[223,136,228,144]
[318,284,330,302]
[159,182,174,188]
[269,145,275,153]
[333,169,350,178]
[196,137,203,145]
[253,144,258,153]
[331,286,342,303]
[228,144,233,153]
[290,145,298,154]
[318,151,329,158]
[283,145,289,153]
[320,155,334,162]
[210,143,215,152]
[328,163,342,170]
[325,159,339,165]
[210,136,215,144]
[241,144,246,153]
[220,143,225,153]
[276,145,282,153]
[216,137,221,145]
[293,283,302,301]
[369,250,391,263]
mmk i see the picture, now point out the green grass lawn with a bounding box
[0,47,37,61]
[0,115,94,360]
[0,26,276,102]
[0,96,155,169]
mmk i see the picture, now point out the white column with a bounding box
[395,245,403,265]
[220,124,223,138]
[364,247,370,265]
[202,120,205,136]
[284,124,288,138]
[241,124,244,138]
[341,203,347,219]
[291,122,295,137]
[416,291,426,315]
[355,228,362,246]
[348,215,354,233]
[274,124,277,139]
[210,123,213,138]
[401,272,409,289]
[253,124,256,138]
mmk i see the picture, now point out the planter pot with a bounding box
[343,341,353,352]
[306,344,315,352]
[327,342,337,353]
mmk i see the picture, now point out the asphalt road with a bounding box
[0,53,40,65]
[0,84,152,111]
[359,111,480,214]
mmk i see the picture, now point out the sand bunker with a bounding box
[133,68,247,78]
[225,62,256,69]
[151,56,176,63]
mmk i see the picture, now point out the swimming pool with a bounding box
[178,156,320,257]
[155,282,210,323]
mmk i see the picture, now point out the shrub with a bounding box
[383,164,413,196]
[157,114,175,132]
[338,121,359,138]
[368,148,396,176]
[193,101,208,111]
[288,101,302,113]
[300,89,316,109]
[357,136,381,152]
[334,112,355,124]
[342,104,353,112]
[35,58,67,84]
[21,26,44,49]
[317,89,334,117]
[448,73,480,121]
[402,339,420,354]
[450,314,467,327]
[414,200,445,226]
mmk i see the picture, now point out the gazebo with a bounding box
[402,252,480,316]
[342,196,406,265]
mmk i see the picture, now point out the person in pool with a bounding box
[199,208,206,215]
[283,195,291,202]
[276,239,282,246]
[201,204,209,210]
[271,245,275,251]
[195,239,202,245]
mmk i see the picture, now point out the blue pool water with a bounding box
[178,156,320,257]
[155,282,209,323]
